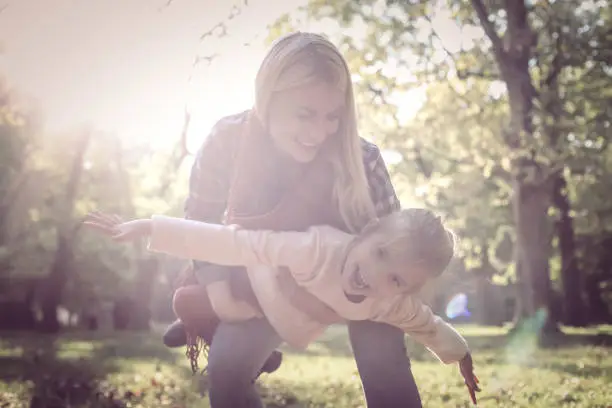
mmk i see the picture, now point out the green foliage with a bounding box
[0,71,189,312]
[266,0,612,293]
[1,0,610,330]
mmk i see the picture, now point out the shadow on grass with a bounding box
[539,332,612,348]
[257,379,362,408]
[0,330,192,408]
[281,324,510,361]
[1,326,611,407]
[546,360,612,380]
[282,324,612,362]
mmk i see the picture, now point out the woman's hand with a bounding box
[459,352,480,405]
[84,211,152,243]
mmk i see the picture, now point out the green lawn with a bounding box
[0,324,611,407]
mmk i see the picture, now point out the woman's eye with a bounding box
[391,275,403,288]
[296,110,313,121]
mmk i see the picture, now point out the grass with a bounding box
[0,324,611,407]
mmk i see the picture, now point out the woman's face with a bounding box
[267,81,345,163]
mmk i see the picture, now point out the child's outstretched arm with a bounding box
[372,296,480,404]
[84,211,329,274]
[84,212,151,242]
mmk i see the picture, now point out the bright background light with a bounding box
[0,0,433,156]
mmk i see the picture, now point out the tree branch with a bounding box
[157,0,175,11]
[543,54,563,88]
[193,53,220,68]
[189,2,250,72]
[424,14,501,83]
[199,4,245,41]
[457,69,499,80]
[470,0,504,59]
[504,0,535,63]
[413,145,433,179]
[175,107,191,166]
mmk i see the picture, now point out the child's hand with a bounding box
[459,352,480,405]
[84,211,152,243]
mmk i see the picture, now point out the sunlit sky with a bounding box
[0,0,483,156]
[0,0,311,152]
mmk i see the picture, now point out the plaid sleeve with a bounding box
[361,139,401,217]
[184,112,245,222]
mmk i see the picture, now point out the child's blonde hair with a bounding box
[254,31,377,233]
[371,208,456,277]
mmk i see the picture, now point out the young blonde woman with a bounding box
[164,32,425,407]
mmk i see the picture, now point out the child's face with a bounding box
[341,230,431,298]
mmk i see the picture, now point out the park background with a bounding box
[0,0,611,406]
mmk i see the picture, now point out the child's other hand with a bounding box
[84,211,152,242]
[459,352,480,405]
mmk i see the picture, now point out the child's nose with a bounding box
[376,277,397,297]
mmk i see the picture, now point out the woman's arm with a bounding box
[184,112,246,223]
[182,112,245,277]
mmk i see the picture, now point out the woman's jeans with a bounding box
[207,318,423,408]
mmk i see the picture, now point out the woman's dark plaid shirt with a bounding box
[184,111,401,224]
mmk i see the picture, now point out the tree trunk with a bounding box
[39,131,92,332]
[40,235,73,332]
[473,243,500,325]
[475,274,506,326]
[472,0,558,332]
[585,273,611,324]
[129,258,159,330]
[551,172,585,326]
[542,15,585,326]
[513,179,558,333]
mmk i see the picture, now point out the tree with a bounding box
[269,0,611,329]
[39,130,93,332]
[0,77,39,276]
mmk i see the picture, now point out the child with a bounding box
[85,208,481,404]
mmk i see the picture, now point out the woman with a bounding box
[164,32,424,408]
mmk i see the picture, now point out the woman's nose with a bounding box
[311,118,338,142]
[306,127,329,145]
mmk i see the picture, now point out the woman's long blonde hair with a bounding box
[253,31,377,233]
